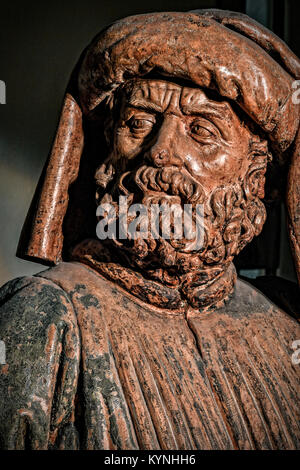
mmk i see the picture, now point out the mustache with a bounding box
[115,165,205,206]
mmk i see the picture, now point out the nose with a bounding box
[147,116,183,168]
[151,149,170,167]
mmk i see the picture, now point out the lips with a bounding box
[114,164,205,207]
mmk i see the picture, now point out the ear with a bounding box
[17,93,84,265]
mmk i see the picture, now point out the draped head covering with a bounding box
[17,10,300,283]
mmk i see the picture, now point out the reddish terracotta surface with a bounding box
[17,10,300,278]
[1,10,300,449]
[0,261,299,449]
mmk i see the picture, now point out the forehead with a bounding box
[123,79,234,118]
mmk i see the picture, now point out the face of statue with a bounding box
[95,79,270,286]
[109,79,252,192]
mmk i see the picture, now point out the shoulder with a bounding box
[0,273,74,324]
[0,272,79,357]
[222,277,300,329]
[240,275,300,321]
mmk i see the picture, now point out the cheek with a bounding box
[114,130,143,160]
[204,150,246,180]
[184,143,249,189]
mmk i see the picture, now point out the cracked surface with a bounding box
[0,261,299,449]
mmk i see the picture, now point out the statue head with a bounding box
[17,10,300,293]
[93,78,270,287]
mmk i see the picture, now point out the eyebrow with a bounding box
[181,102,229,120]
[127,98,163,113]
[128,97,231,121]
[182,104,230,140]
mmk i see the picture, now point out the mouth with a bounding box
[113,164,205,207]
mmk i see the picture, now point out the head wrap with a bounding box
[17,10,300,283]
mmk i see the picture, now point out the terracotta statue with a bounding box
[0,10,299,450]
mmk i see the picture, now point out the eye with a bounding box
[128,117,155,135]
[131,119,147,129]
[191,124,212,137]
[190,120,218,143]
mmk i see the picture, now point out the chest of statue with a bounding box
[39,262,300,450]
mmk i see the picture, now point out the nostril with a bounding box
[153,150,169,166]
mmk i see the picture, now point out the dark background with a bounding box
[0,0,299,285]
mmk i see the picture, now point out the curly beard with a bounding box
[95,139,271,288]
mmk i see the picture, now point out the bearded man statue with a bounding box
[0,10,299,450]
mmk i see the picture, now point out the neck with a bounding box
[70,239,237,312]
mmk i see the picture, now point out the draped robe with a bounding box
[0,261,299,449]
